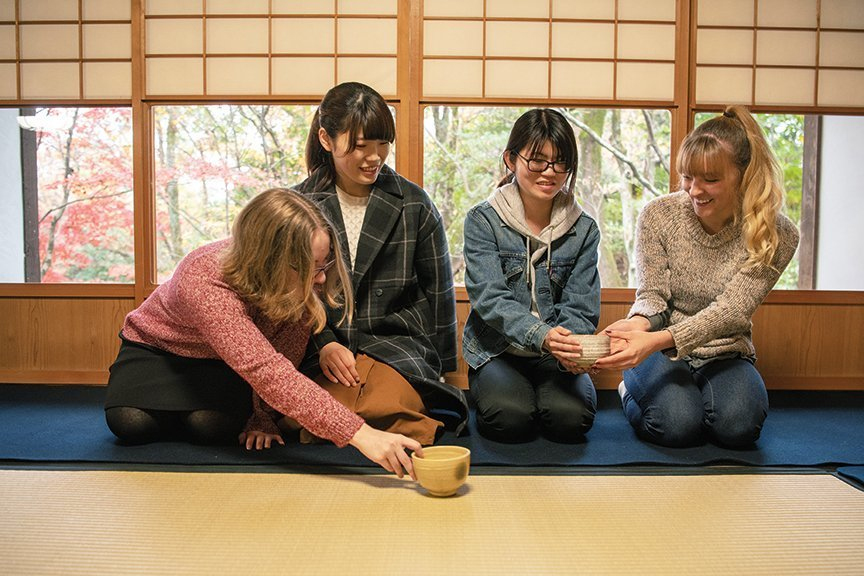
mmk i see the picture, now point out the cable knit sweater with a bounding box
[121,239,364,447]
[629,191,800,362]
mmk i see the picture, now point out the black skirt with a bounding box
[104,337,252,418]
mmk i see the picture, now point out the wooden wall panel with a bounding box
[0,297,134,384]
[0,293,861,390]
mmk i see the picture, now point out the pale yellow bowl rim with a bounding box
[411,446,471,463]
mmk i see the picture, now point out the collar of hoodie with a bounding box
[488,180,583,287]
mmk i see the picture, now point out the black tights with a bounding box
[105,406,245,445]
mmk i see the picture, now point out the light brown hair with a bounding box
[221,188,353,332]
[676,105,786,269]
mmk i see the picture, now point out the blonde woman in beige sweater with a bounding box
[593,106,799,448]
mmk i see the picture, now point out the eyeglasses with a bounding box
[313,259,336,276]
[515,152,570,174]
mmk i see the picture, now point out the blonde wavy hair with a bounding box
[676,105,786,269]
[221,188,353,332]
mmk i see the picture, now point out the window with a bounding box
[151,104,398,281]
[423,106,671,287]
[1,107,134,283]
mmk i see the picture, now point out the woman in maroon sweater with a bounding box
[104,188,423,478]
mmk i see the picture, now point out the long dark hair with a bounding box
[304,82,396,191]
[499,108,579,194]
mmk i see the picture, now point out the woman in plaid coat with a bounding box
[293,82,469,442]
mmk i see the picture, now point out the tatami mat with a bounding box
[1,469,862,575]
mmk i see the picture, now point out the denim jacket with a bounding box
[462,194,602,370]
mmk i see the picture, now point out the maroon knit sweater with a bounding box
[121,239,364,447]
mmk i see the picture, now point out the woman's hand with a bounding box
[592,329,673,371]
[238,430,285,451]
[349,424,423,480]
[319,342,360,387]
[543,326,584,364]
[601,316,651,334]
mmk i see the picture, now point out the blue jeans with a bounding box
[469,353,596,443]
[621,351,769,448]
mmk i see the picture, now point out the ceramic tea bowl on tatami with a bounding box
[412,445,470,497]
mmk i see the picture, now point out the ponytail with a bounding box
[723,105,785,270]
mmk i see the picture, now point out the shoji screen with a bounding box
[144,0,398,97]
[695,0,864,107]
[0,0,132,100]
[422,0,677,102]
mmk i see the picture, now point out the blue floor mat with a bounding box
[1,384,863,470]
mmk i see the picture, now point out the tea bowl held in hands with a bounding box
[573,334,611,368]
[411,445,471,497]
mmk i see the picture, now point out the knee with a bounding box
[538,401,596,443]
[184,410,243,445]
[105,406,161,445]
[475,401,536,443]
[638,402,704,448]
[708,405,767,448]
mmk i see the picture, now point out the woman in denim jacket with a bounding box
[462,109,601,443]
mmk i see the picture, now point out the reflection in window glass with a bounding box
[152,105,397,282]
[423,106,671,287]
[0,107,134,283]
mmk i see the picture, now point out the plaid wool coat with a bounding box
[293,165,469,432]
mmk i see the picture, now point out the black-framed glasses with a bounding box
[515,152,570,174]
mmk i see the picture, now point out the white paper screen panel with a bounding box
[206,19,269,54]
[272,19,334,54]
[695,0,864,107]
[338,19,396,55]
[0,64,15,98]
[146,57,204,95]
[818,70,864,106]
[0,1,12,21]
[5,1,133,101]
[271,0,334,15]
[20,25,79,59]
[207,57,270,95]
[486,21,548,58]
[486,0,547,18]
[755,68,815,105]
[338,0,397,15]
[820,0,864,29]
[552,0,615,19]
[0,25,15,59]
[757,0,817,28]
[20,62,79,99]
[425,21,484,57]
[145,0,201,16]
[272,57,335,94]
[143,4,397,97]
[83,0,132,20]
[206,0,269,14]
[146,20,203,54]
[697,0,754,26]
[618,0,676,21]
[696,67,753,105]
[423,0,676,101]
[83,62,131,99]
[83,24,132,60]
[820,32,864,68]
[337,57,396,95]
[551,23,615,59]
[19,0,78,20]
[485,60,548,98]
[424,0,484,18]
[423,60,483,97]
[551,62,614,99]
